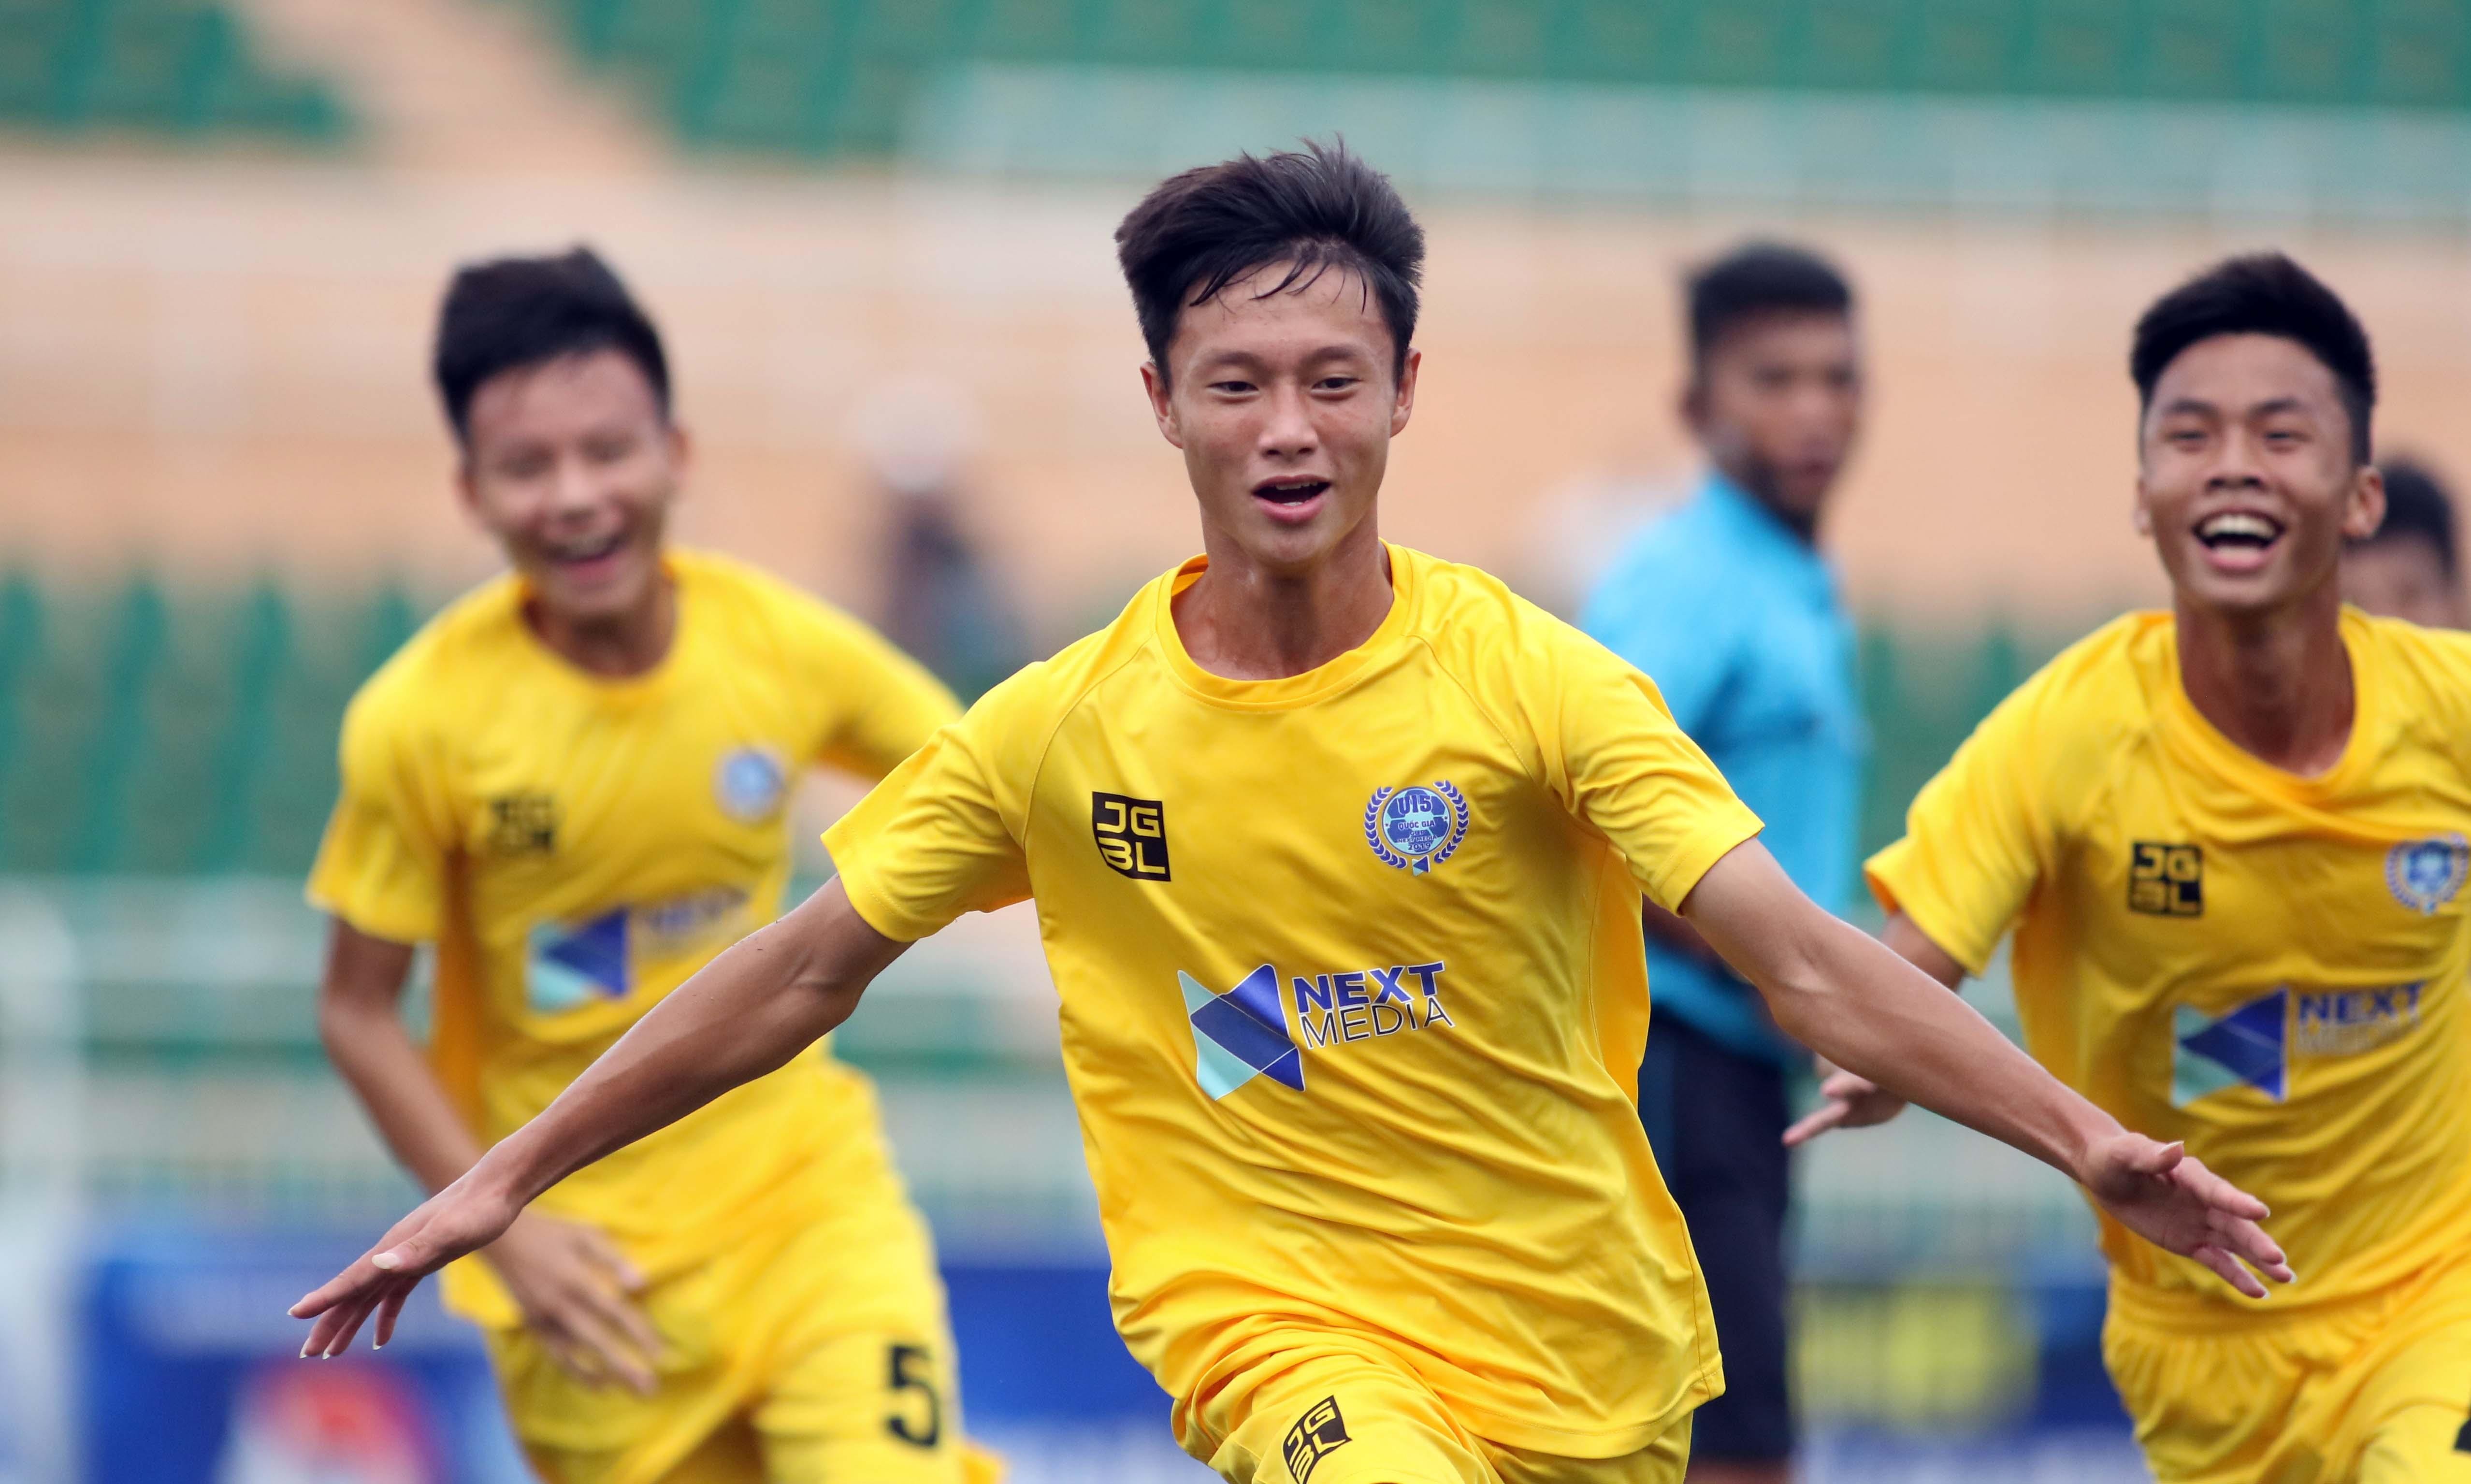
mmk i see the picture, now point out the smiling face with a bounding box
[2136,333,2383,620]
[457,347,684,628]
[1142,262,1417,578]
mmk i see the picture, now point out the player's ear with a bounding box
[1388,346,1420,438]
[1141,360,1184,449]
[2341,462,2386,543]
[664,419,694,479]
[2132,484,2154,539]
[1678,375,1708,440]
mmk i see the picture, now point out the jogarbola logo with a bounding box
[2387,834,2469,915]
[1281,1396,1350,1483]
[1092,792,1171,881]
[486,792,559,855]
[1364,782,1469,876]
[2128,841,2203,917]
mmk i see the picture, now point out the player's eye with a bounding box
[583,434,636,463]
[1209,380,1256,395]
[1315,376,1358,392]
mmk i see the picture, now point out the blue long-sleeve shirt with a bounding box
[1581,473,1867,1066]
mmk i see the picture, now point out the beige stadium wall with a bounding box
[5,141,2471,645]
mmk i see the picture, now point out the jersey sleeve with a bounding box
[819,663,1044,942]
[1538,626,1766,912]
[786,602,965,781]
[305,674,459,945]
[1863,681,2052,977]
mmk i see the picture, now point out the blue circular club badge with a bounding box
[1364,782,1471,876]
[715,745,789,824]
[2387,833,2469,915]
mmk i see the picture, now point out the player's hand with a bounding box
[2079,1133,2295,1299]
[288,1176,527,1367]
[1782,1065,1909,1146]
[481,1212,662,1393]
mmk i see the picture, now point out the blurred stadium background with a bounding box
[7,0,2471,1479]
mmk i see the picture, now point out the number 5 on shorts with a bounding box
[887,1343,943,1447]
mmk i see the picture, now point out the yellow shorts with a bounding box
[2104,1252,2471,1484]
[1192,1341,1691,1484]
[486,1195,998,1484]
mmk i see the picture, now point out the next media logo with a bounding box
[1178,958,1457,1101]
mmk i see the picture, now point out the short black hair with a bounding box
[432,246,670,442]
[2129,253,2375,464]
[1114,140,1424,387]
[2356,458,2459,577]
[1687,242,1854,370]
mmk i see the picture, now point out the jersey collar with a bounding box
[1151,542,1417,710]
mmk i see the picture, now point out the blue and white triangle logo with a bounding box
[1179,964,1304,1099]
[2172,986,2287,1107]
[526,907,631,1015]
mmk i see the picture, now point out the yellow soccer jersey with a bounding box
[309,548,960,1322]
[1867,608,2471,1315]
[823,544,1764,1459]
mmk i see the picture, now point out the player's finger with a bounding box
[373,1284,413,1350]
[571,1271,664,1368]
[2124,1138,2186,1179]
[1782,1101,1851,1147]
[578,1227,648,1293]
[561,1304,658,1394]
[1818,1070,1875,1099]
[2188,1242,2268,1301]
[2208,1216,2293,1284]
[301,1287,376,1357]
[2177,1156,2269,1221]
[290,1259,383,1319]
[319,1287,387,1357]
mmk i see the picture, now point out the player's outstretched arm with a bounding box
[1683,839,2296,1299]
[289,879,910,1357]
[1780,915,1965,1146]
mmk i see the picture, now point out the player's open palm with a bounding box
[2081,1132,2295,1299]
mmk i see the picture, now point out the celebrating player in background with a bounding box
[2343,458,2465,628]
[295,147,2287,1484]
[1816,254,2471,1483]
[306,249,996,1484]
[1579,243,1864,1484]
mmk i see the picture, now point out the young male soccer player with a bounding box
[1809,254,2471,1483]
[2343,458,2465,628]
[1580,242,1865,1484]
[306,248,990,1484]
[295,148,2289,1484]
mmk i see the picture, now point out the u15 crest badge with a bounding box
[1364,781,1470,876]
[2387,833,2469,915]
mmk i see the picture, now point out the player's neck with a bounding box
[1173,522,1393,681]
[2172,583,2354,777]
[526,573,678,680]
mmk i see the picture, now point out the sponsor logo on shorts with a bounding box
[1283,1396,1350,1484]
[2128,841,2204,917]
[2387,834,2469,914]
[1093,792,1171,881]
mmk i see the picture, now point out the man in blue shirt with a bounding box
[1581,242,1865,1484]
